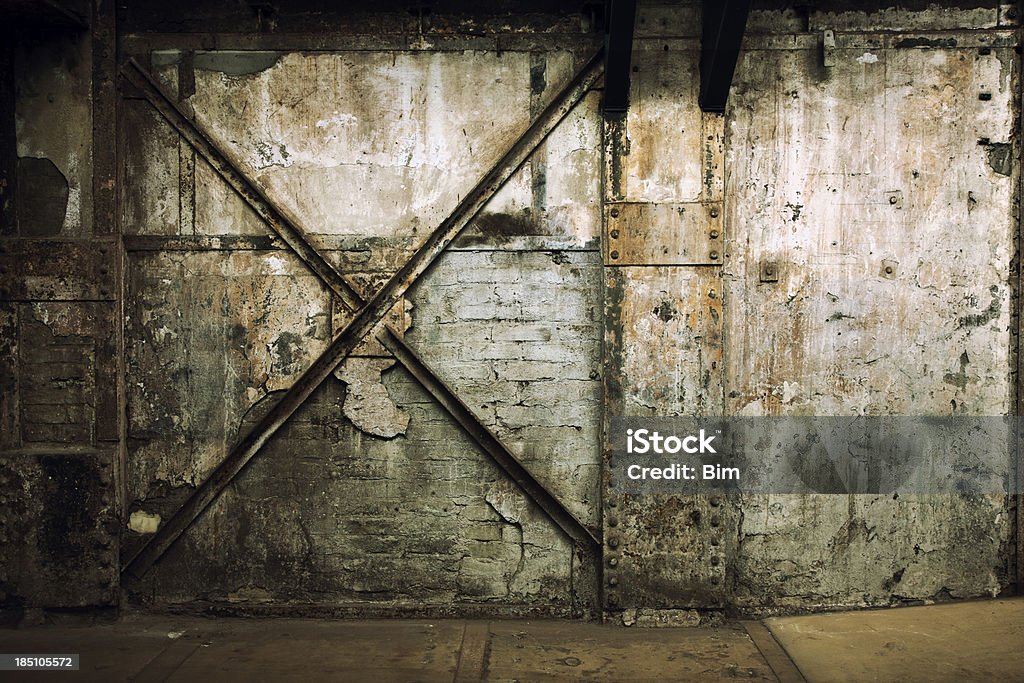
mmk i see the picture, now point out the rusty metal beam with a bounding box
[1017,33,1024,595]
[121,52,605,579]
[0,34,15,236]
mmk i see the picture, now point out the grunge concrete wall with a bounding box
[724,5,1018,613]
[1,17,120,625]
[604,1,1018,619]
[118,25,603,614]
[0,0,1020,621]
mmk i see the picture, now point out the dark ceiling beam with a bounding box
[699,0,751,113]
[602,0,637,116]
[0,0,88,29]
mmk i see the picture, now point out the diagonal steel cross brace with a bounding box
[121,52,604,579]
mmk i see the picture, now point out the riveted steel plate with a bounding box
[604,202,723,266]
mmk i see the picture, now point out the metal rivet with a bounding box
[889,195,898,205]
[608,478,616,488]
[711,556,721,566]
[608,577,619,587]
[608,499,617,508]
[708,289,716,299]
[610,250,620,260]
[711,576,720,585]
[608,537,619,549]
[608,557,619,567]
[709,229,720,239]
[610,208,620,218]
[608,594,620,607]
[100,288,110,297]
[710,495,722,507]
[608,517,618,527]
[709,251,719,260]
[710,207,720,218]
[885,266,894,275]
[610,229,620,239]
[100,267,109,275]
[710,537,720,546]
[710,516,720,527]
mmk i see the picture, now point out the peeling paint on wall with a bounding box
[334,357,409,438]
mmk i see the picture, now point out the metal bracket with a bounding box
[823,29,837,68]
[759,260,780,283]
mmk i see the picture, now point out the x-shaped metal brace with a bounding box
[121,50,605,580]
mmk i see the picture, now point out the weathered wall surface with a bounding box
[725,3,1018,613]
[1,0,1021,621]
[120,42,604,614]
[0,22,120,623]
[601,0,1018,619]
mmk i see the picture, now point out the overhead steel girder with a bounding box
[120,52,605,580]
[699,0,751,113]
[602,0,637,116]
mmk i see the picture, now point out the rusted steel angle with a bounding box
[121,52,604,579]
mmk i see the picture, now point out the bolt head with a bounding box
[889,195,898,204]
[710,207,720,218]
[610,229,620,239]
[710,230,720,239]
[709,251,719,260]
[610,250,620,260]
[610,208,620,218]
[885,266,894,275]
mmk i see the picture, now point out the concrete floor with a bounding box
[0,598,1020,682]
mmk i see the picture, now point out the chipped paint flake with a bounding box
[128,510,161,534]
[334,357,409,438]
